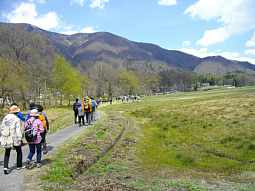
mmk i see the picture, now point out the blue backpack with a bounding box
[92,100,96,108]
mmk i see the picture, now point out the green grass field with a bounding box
[45,107,73,133]
[98,87,255,190]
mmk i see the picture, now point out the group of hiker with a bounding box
[0,95,100,175]
[0,103,49,175]
[73,96,98,127]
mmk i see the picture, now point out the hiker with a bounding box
[91,97,97,121]
[84,96,92,125]
[0,105,23,174]
[37,105,49,154]
[77,102,85,127]
[25,102,37,121]
[96,97,101,106]
[25,103,49,153]
[25,109,44,168]
[73,98,80,124]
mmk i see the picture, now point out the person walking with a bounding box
[73,99,80,124]
[77,102,85,127]
[0,105,23,175]
[84,96,92,125]
[91,97,97,122]
[37,105,49,154]
[25,109,44,168]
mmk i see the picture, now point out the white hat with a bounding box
[30,109,39,117]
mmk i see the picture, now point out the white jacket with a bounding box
[0,113,23,148]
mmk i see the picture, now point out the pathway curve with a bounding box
[0,113,100,191]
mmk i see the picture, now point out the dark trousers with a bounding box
[41,131,47,144]
[78,115,85,126]
[4,146,22,168]
[74,111,78,123]
[41,131,47,150]
[85,112,91,124]
[27,143,42,163]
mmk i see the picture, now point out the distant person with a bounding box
[25,109,44,168]
[84,96,92,125]
[73,99,80,124]
[37,104,49,154]
[77,103,85,127]
[91,97,97,121]
[96,97,101,106]
[0,105,23,174]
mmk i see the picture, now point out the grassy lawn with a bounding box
[107,87,255,173]
[45,107,73,133]
[94,86,255,190]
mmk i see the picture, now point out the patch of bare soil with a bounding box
[72,177,136,191]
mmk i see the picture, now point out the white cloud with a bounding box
[60,25,79,35]
[61,25,97,35]
[180,47,211,58]
[185,0,255,46]
[245,49,255,56]
[80,26,96,33]
[5,2,59,30]
[182,40,191,47]
[70,0,85,7]
[246,32,255,47]
[197,27,230,46]
[180,47,255,64]
[90,0,109,9]
[158,0,177,6]
[29,0,47,4]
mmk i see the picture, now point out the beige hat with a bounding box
[9,105,20,114]
[30,109,39,117]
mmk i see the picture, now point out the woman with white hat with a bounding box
[0,105,23,175]
[24,109,44,168]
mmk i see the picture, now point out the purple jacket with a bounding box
[25,117,44,144]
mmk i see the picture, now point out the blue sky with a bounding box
[1,0,255,63]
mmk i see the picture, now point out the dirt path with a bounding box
[0,113,100,191]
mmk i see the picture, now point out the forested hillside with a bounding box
[1,22,255,108]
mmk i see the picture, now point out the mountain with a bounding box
[0,22,255,75]
[194,56,255,75]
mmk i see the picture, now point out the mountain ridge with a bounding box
[0,22,255,75]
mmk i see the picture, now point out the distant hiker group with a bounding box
[73,96,98,127]
[0,103,49,175]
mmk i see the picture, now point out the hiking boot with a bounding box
[26,160,33,169]
[4,168,10,175]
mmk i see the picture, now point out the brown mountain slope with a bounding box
[0,22,255,75]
